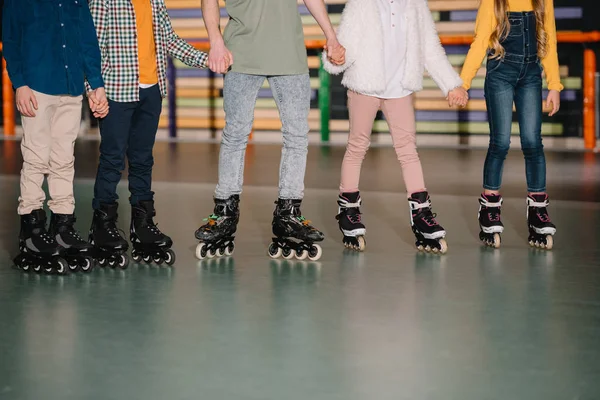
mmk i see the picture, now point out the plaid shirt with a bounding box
[87,0,208,102]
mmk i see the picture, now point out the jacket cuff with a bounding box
[321,52,348,75]
[10,74,27,91]
[547,82,564,92]
[86,76,105,91]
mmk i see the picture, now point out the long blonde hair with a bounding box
[488,0,547,59]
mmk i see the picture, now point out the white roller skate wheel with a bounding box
[118,255,129,269]
[81,258,93,272]
[216,248,225,257]
[207,248,216,259]
[295,249,308,261]
[545,235,554,250]
[55,258,69,275]
[308,244,323,261]
[283,248,295,260]
[132,251,142,263]
[492,233,501,249]
[268,243,282,259]
[225,243,235,256]
[438,239,448,254]
[164,249,176,266]
[195,243,207,260]
[425,245,432,253]
[417,245,424,252]
[356,236,366,252]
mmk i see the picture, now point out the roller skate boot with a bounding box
[131,200,175,265]
[13,209,69,275]
[527,194,556,250]
[49,212,94,273]
[195,195,239,260]
[268,198,324,261]
[478,193,504,248]
[336,191,366,251]
[408,191,448,254]
[89,202,129,269]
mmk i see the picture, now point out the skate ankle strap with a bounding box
[409,199,431,210]
[339,201,361,208]
[528,199,549,208]
[480,197,502,208]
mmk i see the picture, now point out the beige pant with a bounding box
[19,91,83,215]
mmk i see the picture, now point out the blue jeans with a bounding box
[215,72,310,200]
[483,57,546,192]
[93,85,162,209]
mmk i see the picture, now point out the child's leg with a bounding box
[483,70,516,195]
[340,91,380,193]
[127,85,162,206]
[18,91,58,215]
[514,63,546,194]
[380,94,424,196]
[46,95,83,215]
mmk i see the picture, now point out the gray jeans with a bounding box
[215,72,310,200]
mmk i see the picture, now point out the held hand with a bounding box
[88,88,110,119]
[447,87,469,108]
[16,86,38,117]
[207,41,233,74]
[546,90,560,117]
[324,38,345,65]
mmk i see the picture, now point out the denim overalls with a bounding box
[483,11,546,193]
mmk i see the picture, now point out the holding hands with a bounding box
[447,87,469,108]
[88,87,109,119]
[324,38,346,66]
[207,40,234,74]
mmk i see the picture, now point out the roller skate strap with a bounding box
[409,200,431,210]
[527,199,549,208]
[340,201,361,208]
[480,198,502,208]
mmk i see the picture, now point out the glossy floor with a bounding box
[1,140,599,400]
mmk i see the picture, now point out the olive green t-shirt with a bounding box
[223,0,309,75]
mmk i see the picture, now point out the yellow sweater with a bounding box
[460,0,563,92]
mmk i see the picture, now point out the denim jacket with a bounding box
[2,0,104,96]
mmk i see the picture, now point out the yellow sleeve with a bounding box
[460,0,496,90]
[540,0,563,92]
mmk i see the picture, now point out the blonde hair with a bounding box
[488,0,548,59]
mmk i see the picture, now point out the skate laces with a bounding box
[203,214,221,228]
[297,215,312,226]
[421,209,438,226]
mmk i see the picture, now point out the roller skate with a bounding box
[268,198,324,261]
[408,191,448,254]
[89,202,129,269]
[13,209,69,275]
[130,200,176,265]
[336,192,366,251]
[49,212,94,273]
[478,193,504,248]
[527,194,556,250]
[195,195,239,260]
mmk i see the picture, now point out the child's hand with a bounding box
[324,38,345,65]
[447,87,468,108]
[88,88,110,119]
[546,90,560,116]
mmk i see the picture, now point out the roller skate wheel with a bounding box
[545,235,554,250]
[98,258,107,267]
[21,262,31,272]
[216,247,225,257]
[268,243,282,259]
[225,243,235,256]
[118,254,129,269]
[424,245,432,253]
[438,239,448,254]
[164,249,176,266]
[282,247,293,260]
[356,236,366,252]
[81,257,93,272]
[132,250,142,263]
[492,233,501,249]
[69,261,80,272]
[55,258,69,275]
[108,259,117,268]
[416,244,424,252]
[143,254,152,263]
[196,243,208,260]
[33,262,43,273]
[295,249,308,260]
[154,255,164,265]
[308,244,323,261]
[207,248,216,259]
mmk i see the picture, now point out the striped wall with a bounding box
[162,0,585,137]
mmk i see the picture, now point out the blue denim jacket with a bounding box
[2,0,104,96]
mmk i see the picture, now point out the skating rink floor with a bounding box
[1,138,600,400]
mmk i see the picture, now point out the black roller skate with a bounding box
[89,202,129,269]
[336,192,366,251]
[13,209,69,275]
[527,194,556,250]
[49,213,94,273]
[478,193,504,248]
[268,198,325,261]
[131,200,176,265]
[195,195,239,260]
[408,191,448,254]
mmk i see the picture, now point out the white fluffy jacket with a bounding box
[323,0,463,96]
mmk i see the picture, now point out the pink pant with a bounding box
[340,91,426,195]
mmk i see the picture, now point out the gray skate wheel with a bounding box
[55,258,69,275]
[132,250,142,263]
[81,257,93,272]
[118,254,129,270]
[164,249,176,266]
